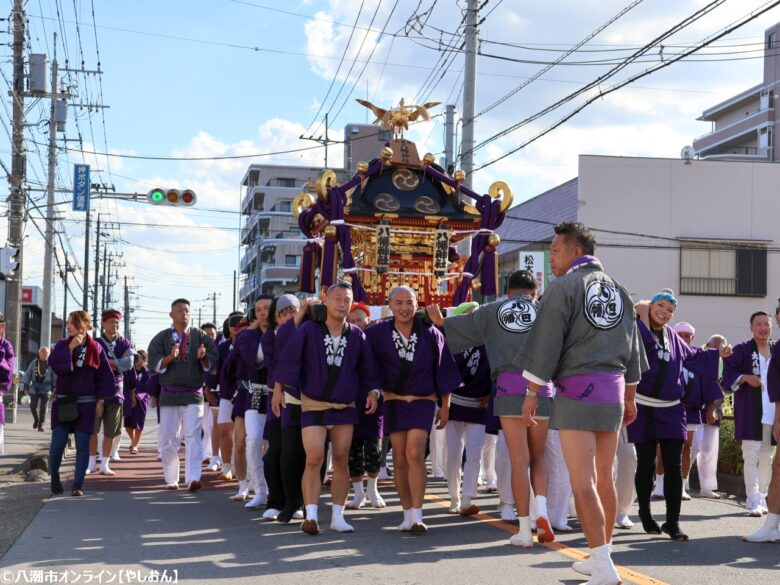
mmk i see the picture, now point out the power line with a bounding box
[464,0,730,161]
[473,0,780,171]
[304,1,366,135]
[475,0,646,119]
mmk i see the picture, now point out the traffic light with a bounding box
[0,246,20,275]
[147,188,197,206]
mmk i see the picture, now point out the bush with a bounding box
[717,418,743,476]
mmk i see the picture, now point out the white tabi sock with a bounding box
[221,462,232,475]
[412,507,424,524]
[330,503,354,532]
[462,496,472,508]
[510,516,533,548]
[769,512,780,527]
[535,495,549,519]
[584,543,620,585]
[87,455,97,472]
[305,504,319,523]
[397,508,413,531]
[350,481,365,504]
[367,476,384,507]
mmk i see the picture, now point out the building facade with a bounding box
[239,123,399,305]
[498,154,780,345]
[693,23,780,162]
[239,164,346,304]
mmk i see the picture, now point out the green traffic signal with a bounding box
[147,187,197,206]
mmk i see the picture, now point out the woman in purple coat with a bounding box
[48,310,116,496]
[123,350,150,454]
[631,291,730,541]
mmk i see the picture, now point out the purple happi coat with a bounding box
[275,320,380,408]
[123,367,151,430]
[766,342,780,405]
[627,320,719,443]
[0,336,15,425]
[450,345,491,425]
[49,336,116,435]
[268,319,302,428]
[95,335,133,404]
[723,339,774,441]
[366,319,462,398]
[682,368,724,427]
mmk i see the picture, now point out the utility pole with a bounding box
[232,270,237,312]
[444,104,456,172]
[6,0,27,358]
[60,257,74,339]
[41,36,60,349]
[92,215,101,328]
[123,275,130,342]
[197,307,202,328]
[101,245,110,311]
[460,0,479,188]
[205,292,219,324]
[300,112,337,169]
[83,210,90,310]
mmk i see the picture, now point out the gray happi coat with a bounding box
[515,257,646,385]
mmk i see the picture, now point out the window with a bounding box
[276,178,296,188]
[769,32,776,49]
[285,255,300,267]
[680,245,766,296]
[277,201,292,212]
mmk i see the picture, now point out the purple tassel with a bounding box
[298,241,319,293]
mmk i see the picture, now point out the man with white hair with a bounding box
[368,285,460,533]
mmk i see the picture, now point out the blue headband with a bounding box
[651,293,678,306]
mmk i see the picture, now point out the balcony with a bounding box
[696,146,770,160]
[693,108,773,154]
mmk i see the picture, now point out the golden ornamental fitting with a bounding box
[357,161,369,174]
[422,152,436,165]
[487,233,501,248]
[453,169,466,184]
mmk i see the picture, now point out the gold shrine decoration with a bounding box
[376,221,391,274]
[315,169,338,202]
[433,227,450,278]
[293,192,316,219]
[355,98,441,137]
[463,180,514,215]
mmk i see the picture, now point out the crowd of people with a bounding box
[35,221,780,585]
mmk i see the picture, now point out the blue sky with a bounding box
[3,0,780,347]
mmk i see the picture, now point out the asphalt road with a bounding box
[1,415,778,585]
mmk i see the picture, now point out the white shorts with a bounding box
[217,398,234,424]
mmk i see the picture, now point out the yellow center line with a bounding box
[424,493,670,585]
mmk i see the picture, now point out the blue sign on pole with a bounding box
[72,164,90,212]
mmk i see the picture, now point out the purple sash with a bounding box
[161,384,203,394]
[554,372,625,405]
[496,370,553,398]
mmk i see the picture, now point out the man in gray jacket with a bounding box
[23,346,56,431]
[148,298,218,492]
[518,222,646,585]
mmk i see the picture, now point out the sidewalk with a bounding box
[1,406,55,477]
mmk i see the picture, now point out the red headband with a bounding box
[102,310,122,322]
[350,302,370,318]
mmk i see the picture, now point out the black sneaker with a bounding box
[50,475,63,495]
[33,421,38,429]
